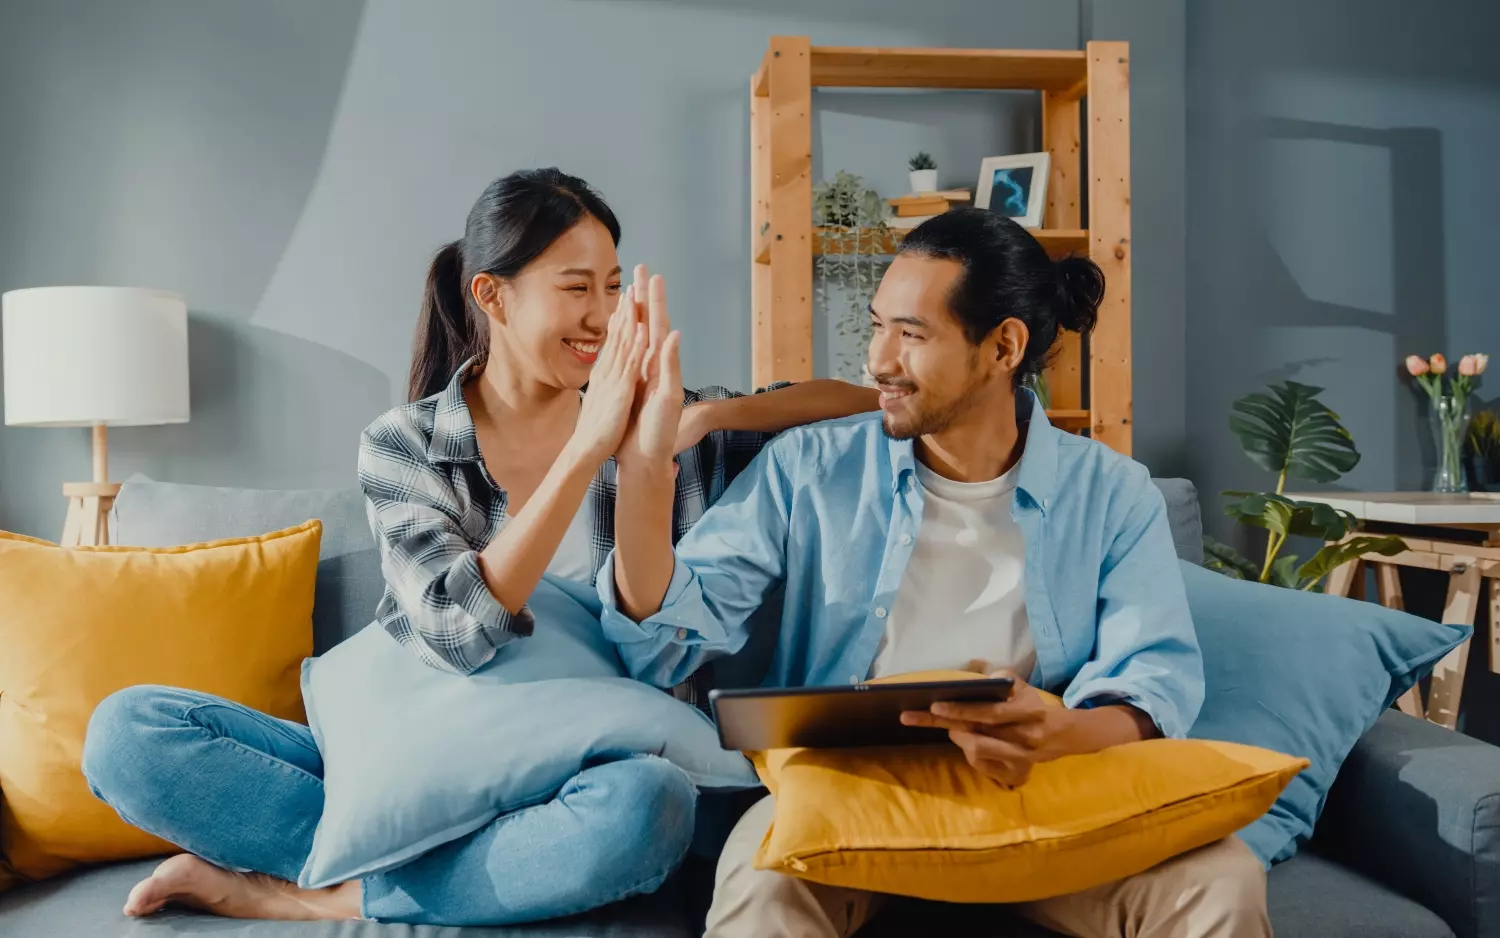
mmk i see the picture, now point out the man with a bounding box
[601,209,1269,938]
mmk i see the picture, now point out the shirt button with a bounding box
[676,628,687,640]
[899,533,912,546]
[875,607,888,619]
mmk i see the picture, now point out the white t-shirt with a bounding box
[546,500,595,584]
[501,500,595,585]
[870,459,1035,679]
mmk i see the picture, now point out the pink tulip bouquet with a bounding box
[1404,352,1488,492]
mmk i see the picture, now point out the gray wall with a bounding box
[1185,1,1500,740]
[0,0,1189,539]
[1186,0,1500,531]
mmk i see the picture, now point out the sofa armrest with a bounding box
[1313,710,1500,938]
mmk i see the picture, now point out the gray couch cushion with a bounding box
[111,481,383,653]
[5,849,1451,938]
[1315,710,1500,938]
[1265,851,1454,938]
[0,858,699,937]
[1152,477,1204,564]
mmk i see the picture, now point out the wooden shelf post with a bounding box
[751,36,814,388]
[1086,41,1133,456]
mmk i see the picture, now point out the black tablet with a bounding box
[709,677,1015,751]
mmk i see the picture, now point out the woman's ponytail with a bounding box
[408,240,483,402]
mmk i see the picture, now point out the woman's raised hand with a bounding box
[570,282,648,464]
[617,265,682,470]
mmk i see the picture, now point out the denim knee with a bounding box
[81,684,184,804]
[593,756,698,887]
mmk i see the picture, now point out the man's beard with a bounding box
[880,384,983,440]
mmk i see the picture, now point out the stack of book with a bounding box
[887,189,971,230]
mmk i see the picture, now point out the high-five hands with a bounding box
[571,278,649,464]
[615,265,684,470]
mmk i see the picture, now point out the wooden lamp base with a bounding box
[59,424,121,547]
[61,481,121,546]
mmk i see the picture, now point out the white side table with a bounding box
[1285,492,1500,729]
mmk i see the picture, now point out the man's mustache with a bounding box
[870,374,917,391]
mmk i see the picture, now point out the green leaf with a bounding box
[1203,536,1258,580]
[1290,502,1357,541]
[1228,381,1361,483]
[1295,536,1407,590]
[1268,554,1308,589]
[1222,491,1295,535]
[1221,492,1355,540]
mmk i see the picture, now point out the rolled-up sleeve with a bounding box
[359,423,531,674]
[598,434,796,688]
[1061,470,1204,739]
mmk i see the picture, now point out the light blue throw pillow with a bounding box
[299,576,758,889]
[1182,560,1470,866]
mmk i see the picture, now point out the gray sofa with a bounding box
[3,478,1498,937]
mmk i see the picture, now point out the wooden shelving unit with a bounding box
[749,39,1133,455]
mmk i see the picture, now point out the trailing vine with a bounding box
[813,171,890,383]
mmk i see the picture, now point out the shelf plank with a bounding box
[810,46,1086,92]
[812,227,1087,260]
[1046,409,1091,430]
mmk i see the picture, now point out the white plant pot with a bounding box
[909,169,938,193]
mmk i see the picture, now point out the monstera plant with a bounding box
[1204,381,1405,591]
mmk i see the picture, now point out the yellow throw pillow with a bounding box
[0,522,320,889]
[751,670,1307,903]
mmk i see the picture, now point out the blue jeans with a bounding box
[80,685,696,926]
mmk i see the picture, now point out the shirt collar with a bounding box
[427,356,485,464]
[887,388,1059,511]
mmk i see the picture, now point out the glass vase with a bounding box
[1430,395,1471,494]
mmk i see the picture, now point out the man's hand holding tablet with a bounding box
[901,670,1164,787]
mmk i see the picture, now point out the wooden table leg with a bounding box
[1426,560,1482,730]
[1325,558,1364,599]
[1489,571,1500,675]
[1373,562,1426,719]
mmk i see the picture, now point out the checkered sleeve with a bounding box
[685,382,794,486]
[358,417,532,675]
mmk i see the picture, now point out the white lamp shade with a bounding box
[2,286,191,428]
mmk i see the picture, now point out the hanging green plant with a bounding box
[813,171,891,383]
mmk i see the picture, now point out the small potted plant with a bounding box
[1469,409,1500,492]
[908,152,938,194]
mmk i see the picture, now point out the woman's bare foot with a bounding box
[123,854,361,920]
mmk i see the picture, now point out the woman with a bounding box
[81,168,877,925]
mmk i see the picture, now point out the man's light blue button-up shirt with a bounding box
[598,394,1204,739]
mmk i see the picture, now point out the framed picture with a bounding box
[975,153,1051,229]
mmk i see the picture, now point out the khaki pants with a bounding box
[705,796,1272,938]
